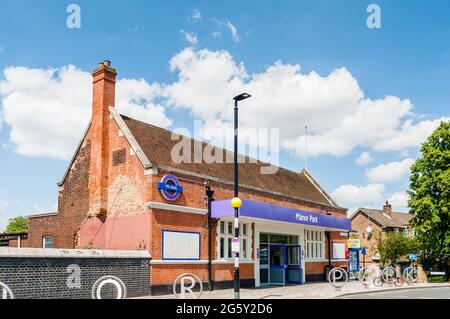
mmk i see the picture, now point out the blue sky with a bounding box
[0,0,449,231]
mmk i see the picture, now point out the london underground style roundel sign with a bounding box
[157,175,184,201]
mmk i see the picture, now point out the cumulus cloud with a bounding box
[355,152,373,166]
[0,65,172,160]
[162,48,446,158]
[180,30,198,46]
[387,191,409,212]
[0,48,445,162]
[366,158,415,183]
[331,183,385,207]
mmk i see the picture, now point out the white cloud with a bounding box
[215,19,240,42]
[180,30,198,46]
[387,191,409,212]
[162,48,446,157]
[188,9,202,23]
[355,152,373,166]
[0,65,172,160]
[331,183,385,207]
[366,158,415,183]
[0,48,445,162]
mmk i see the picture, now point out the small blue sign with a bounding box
[361,247,367,256]
[157,175,183,201]
[409,253,417,261]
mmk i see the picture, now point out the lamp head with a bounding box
[233,93,252,102]
[231,197,243,209]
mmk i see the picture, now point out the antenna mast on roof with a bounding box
[304,96,309,171]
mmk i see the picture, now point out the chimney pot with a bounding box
[103,60,111,67]
[383,200,392,217]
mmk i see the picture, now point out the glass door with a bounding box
[269,244,285,286]
[286,245,302,284]
[259,244,269,286]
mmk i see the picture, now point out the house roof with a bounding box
[120,114,343,209]
[353,208,414,228]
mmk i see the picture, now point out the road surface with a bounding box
[337,287,450,299]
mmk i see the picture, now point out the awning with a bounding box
[212,199,351,231]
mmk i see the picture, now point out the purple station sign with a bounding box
[212,199,351,231]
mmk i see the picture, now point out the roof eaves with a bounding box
[301,169,339,207]
[27,212,59,219]
[157,164,348,213]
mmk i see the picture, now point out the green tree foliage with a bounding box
[373,230,419,266]
[408,121,450,269]
[5,216,28,233]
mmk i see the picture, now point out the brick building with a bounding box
[351,201,414,263]
[25,60,352,293]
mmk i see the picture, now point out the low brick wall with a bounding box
[0,248,151,299]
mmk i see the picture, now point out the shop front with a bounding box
[212,199,352,287]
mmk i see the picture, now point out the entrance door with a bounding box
[259,244,269,286]
[286,245,302,284]
[269,244,285,285]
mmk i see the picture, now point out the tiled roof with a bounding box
[355,208,414,228]
[121,115,342,208]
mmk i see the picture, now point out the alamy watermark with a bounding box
[170,121,280,174]
[367,4,381,29]
[66,4,81,29]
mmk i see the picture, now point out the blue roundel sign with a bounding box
[157,175,183,201]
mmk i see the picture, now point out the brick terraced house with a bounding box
[351,201,414,264]
[24,60,352,294]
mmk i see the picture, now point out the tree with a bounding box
[5,216,28,233]
[373,230,418,266]
[408,121,450,274]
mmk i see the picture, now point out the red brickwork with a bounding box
[26,60,351,289]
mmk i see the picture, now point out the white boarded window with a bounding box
[162,230,200,260]
[305,230,325,260]
[332,242,346,260]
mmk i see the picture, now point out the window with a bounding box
[403,228,409,238]
[162,230,200,260]
[42,236,54,248]
[218,222,252,260]
[305,230,324,260]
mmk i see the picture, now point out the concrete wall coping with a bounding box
[0,248,151,259]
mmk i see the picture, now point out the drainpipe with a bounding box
[205,183,215,291]
[327,231,332,266]
[326,213,332,267]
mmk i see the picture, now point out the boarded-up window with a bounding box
[113,149,126,166]
[162,230,200,260]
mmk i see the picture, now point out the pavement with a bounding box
[337,286,450,299]
[137,281,450,299]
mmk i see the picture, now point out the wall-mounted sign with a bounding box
[157,175,183,201]
[348,232,361,249]
[348,239,361,249]
[409,253,417,261]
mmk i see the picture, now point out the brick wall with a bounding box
[351,212,382,262]
[26,140,91,249]
[0,248,150,299]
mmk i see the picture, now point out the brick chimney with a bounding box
[383,200,392,217]
[88,60,117,216]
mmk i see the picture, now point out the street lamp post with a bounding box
[231,93,251,300]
